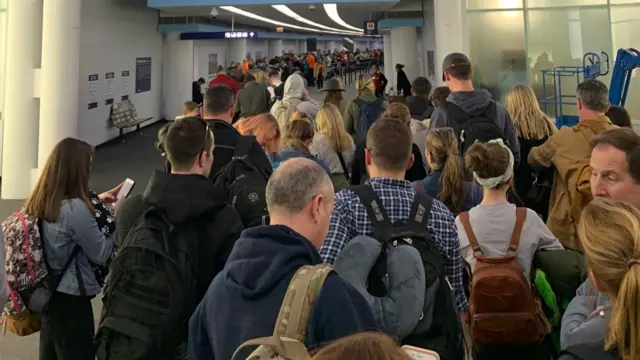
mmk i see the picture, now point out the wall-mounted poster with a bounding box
[208,54,218,77]
[88,74,99,109]
[135,57,152,94]
[121,70,130,101]
[105,72,115,106]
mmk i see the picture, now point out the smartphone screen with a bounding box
[117,178,135,200]
[401,346,440,360]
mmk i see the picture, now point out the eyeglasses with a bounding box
[196,118,210,156]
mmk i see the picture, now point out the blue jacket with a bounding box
[416,170,483,214]
[41,199,115,296]
[188,225,377,360]
[278,147,332,175]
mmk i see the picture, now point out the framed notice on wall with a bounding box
[208,54,218,77]
[135,57,152,94]
[121,70,131,101]
[105,72,115,106]
[88,74,99,109]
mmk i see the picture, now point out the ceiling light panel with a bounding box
[219,6,362,35]
[272,5,363,34]
[323,4,364,32]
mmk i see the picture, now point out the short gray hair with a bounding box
[204,85,235,115]
[576,79,609,112]
[266,158,332,213]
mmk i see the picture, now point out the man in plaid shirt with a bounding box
[320,118,468,313]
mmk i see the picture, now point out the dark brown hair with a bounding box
[606,105,632,128]
[465,141,511,189]
[283,118,314,156]
[313,332,410,360]
[590,128,640,183]
[366,117,413,172]
[24,138,94,221]
[431,86,451,108]
[164,117,213,171]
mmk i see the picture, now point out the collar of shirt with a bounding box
[365,177,412,190]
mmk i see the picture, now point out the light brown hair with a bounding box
[183,101,198,113]
[24,138,94,221]
[283,118,315,156]
[366,117,413,173]
[505,85,557,140]
[465,141,511,189]
[312,332,410,360]
[290,111,311,123]
[316,103,352,153]
[578,198,640,360]
[382,103,411,126]
[356,74,375,97]
[235,113,281,153]
[324,90,344,110]
[427,128,466,214]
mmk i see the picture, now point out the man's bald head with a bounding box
[266,158,333,214]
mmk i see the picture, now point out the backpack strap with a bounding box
[508,208,528,255]
[459,212,483,258]
[414,180,426,195]
[336,151,350,181]
[231,264,332,360]
[234,135,256,159]
[408,192,433,233]
[350,185,393,238]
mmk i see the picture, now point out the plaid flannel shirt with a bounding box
[320,177,468,312]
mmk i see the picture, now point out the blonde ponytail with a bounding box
[578,198,640,359]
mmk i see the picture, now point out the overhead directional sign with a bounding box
[363,21,378,35]
[180,31,259,40]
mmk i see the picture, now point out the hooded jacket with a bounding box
[429,90,521,166]
[187,225,378,360]
[116,171,244,299]
[270,74,319,128]
[405,96,435,121]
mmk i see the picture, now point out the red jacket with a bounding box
[209,74,241,95]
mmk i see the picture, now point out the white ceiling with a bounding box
[156,3,395,35]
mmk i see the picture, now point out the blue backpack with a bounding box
[354,98,385,144]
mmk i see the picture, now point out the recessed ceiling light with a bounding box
[219,6,362,35]
[272,5,363,35]
[324,4,364,32]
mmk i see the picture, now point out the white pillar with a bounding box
[298,39,307,54]
[1,0,41,199]
[268,39,283,59]
[383,33,393,86]
[229,38,247,62]
[163,32,194,120]
[38,0,81,170]
[391,27,419,89]
[328,41,338,52]
[434,0,467,85]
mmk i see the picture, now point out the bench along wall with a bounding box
[78,0,163,146]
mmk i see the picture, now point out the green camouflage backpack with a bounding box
[232,264,334,360]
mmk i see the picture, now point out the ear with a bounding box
[310,193,323,224]
[365,148,373,167]
[589,270,606,294]
[406,153,415,170]
[577,97,583,111]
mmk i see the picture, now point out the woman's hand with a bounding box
[98,182,124,204]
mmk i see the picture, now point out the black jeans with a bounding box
[40,292,95,360]
[317,74,324,89]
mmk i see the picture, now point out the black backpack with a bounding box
[95,207,199,360]
[355,98,385,144]
[212,135,269,228]
[352,186,464,360]
[446,101,504,157]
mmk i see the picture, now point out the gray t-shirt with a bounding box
[455,202,563,279]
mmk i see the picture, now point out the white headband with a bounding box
[473,138,514,189]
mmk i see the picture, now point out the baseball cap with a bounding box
[442,53,472,81]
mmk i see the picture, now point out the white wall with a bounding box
[247,39,268,59]
[355,40,368,51]
[194,40,228,82]
[163,33,194,122]
[78,0,163,146]
[283,39,297,54]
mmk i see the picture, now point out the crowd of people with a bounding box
[1,48,638,360]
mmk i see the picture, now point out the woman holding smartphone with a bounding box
[23,138,120,360]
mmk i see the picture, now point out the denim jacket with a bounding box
[41,199,115,296]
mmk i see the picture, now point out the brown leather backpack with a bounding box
[460,208,549,345]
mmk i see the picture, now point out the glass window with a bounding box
[468,10,527,103]
[527,0,606,8]
[526,6,612,118]
[610,4,640,122]
[467,0,522,10]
